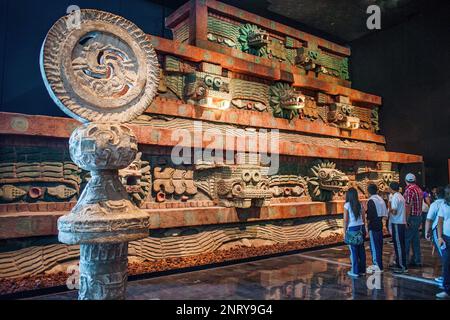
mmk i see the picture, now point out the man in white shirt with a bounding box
[436,185,450,299]
[425,187,445,284]
[388,182,408,273]
[366,184,388,271]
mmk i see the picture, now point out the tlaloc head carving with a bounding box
[184,71,231,109]
[195,163,272,208]
[308,161,349,201]
[356,162,399,198]
[328,103,360,130]
[270,82,305,120]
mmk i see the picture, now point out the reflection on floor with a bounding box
[32,239,443,300]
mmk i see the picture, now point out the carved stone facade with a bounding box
[203,13,349,81]
[0,217,343,279]
[0,0,423,294]
[0,147,81,203]
[355,162,400,199]
[153,167,197,202]
[157,55,379,130]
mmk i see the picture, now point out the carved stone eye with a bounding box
[204,75,214,87]
[318,170,328,179]
[260,182,269,191]
[213,77,222,89]
[336,111,345,121]
[252,171,261,182]
[242,170,252,182]
[309,51,318,59]
[196,85,207,98]
[232,183,243,195]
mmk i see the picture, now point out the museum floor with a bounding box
[30,239,443,300]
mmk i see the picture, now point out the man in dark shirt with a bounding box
[366,184,387,271]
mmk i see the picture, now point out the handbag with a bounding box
[345,228,364,246]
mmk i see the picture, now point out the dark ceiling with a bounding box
[158,0,446,44]
[267,0,437,42]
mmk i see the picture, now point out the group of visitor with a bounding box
[343,173,450,299]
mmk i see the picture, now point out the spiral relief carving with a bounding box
[40,9,160,123]
[72,41,138,99]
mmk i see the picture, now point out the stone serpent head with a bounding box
[308,161,349,201]
[238,24,269,57]
[269,82,305,120]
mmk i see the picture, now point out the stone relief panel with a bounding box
[203,13,350,81]
[230,75,270,112]
[157,54,379,132]
[269,175,310,200]
[0,147,81,203]
[153,167,197,202]
[195,162,272,208]
[0,216,343,279]
[355,162,399,199]
[1,146,402,207]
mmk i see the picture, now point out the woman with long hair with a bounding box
[344,187,366,277]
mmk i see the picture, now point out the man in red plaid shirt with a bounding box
[404,173,424,267]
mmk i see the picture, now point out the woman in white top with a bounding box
[343,187,366,278]
[436,185,450,299]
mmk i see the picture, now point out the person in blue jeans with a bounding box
[344,188,366,278]
[404,173,424,267]
[425,186,445,283]
[436,185,450,299]
[388,182,408,273]
[366,184,388,271]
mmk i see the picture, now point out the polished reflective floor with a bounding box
[32,239,444,300]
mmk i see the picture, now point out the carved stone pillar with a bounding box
[78,243,128,300]
[40,9,159,299]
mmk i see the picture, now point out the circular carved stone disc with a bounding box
[40,9,159,123]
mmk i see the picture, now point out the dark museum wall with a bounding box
[350,1,450,187]
[0,0,448,186]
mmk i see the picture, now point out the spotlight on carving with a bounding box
[206,97,231,110]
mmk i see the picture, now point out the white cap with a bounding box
[405,173,416,183]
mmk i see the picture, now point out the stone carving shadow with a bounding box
[236,207,262,221]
